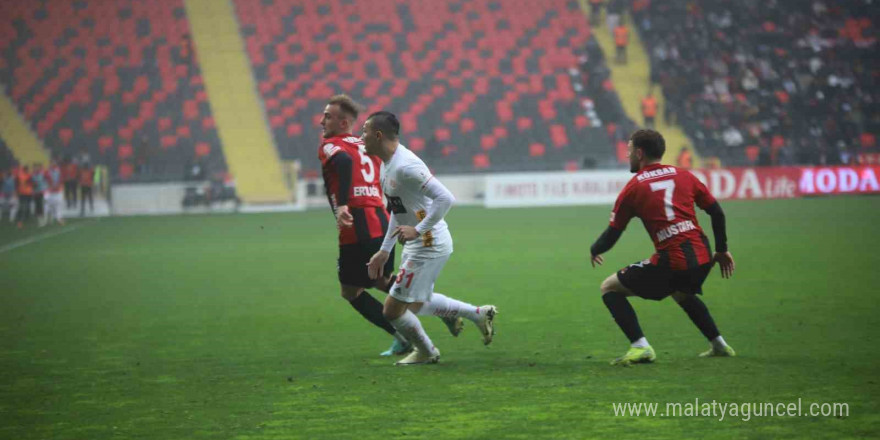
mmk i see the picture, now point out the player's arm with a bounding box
[703,202,735,278]
[368,213,398,280]
[590,186,634,267]
[326,153,354,227]
[693,172,734,279]
[394,166,455,242]
[413,176,454,233]
[590,226,623,267]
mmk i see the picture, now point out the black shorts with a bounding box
[617,259,713,301]
[338,238,395,288]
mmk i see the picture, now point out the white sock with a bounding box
[417,292,481,323]
[631,337,650,348]
[711,335,727,349]
[392,331,407,344]
[389,310,435,354]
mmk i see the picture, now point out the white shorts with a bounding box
[389,252,450,304]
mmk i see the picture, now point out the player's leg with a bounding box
[338,242,411,355]
[383,297,439,365]
[378,254,467,338]
[383,255,440,365]
[671,291,735,357]
[600,272,651,361]
[8,194,18,222]
[341,283,397,334]
[35,194,45,227]
[398,254,496,343]
[670,264,735,357]
[601,260,671,365]
[53,193,65,225]
[410,255,496,344]
[79,187,86,216]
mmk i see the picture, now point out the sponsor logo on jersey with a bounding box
[323,143,341,158]
[637,167,677,181]
[386,196,407,214]
[415,209,434,247]
[655,220,696,242]
[353,186,380,197]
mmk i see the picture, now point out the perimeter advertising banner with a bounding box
[484,166,880,207]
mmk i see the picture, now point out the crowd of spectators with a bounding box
[631,0,878,166]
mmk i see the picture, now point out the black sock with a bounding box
[602,291,644,343]
[349,291,396,335]
[676,295,720,341]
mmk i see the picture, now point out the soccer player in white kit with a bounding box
[364,111,497,365]
[44,159,66,226]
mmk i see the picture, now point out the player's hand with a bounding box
[391,226,420,244]
[713,251,735,279]
[336,205,353,228]
[590,254,604,268]
[367,250,390,280]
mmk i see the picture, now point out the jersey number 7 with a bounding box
[649,179,675,221]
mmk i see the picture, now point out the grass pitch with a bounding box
[1,197,879,439]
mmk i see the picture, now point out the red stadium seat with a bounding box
[435,127,451,142]
[409,137,425,152]
[530,143,546,157]
[472,153,490,169]
[480,135,496,151]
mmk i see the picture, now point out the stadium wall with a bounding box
[484,166,880,208]
[110,166,880,215]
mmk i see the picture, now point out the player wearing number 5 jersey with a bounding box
[364,111,497,366]
[319,95,413,357]
[319,96,462,358]
[590,129,737,366]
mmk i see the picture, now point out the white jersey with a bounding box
[381,144,453,258]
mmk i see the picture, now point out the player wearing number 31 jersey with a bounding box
[364,111,497,366]
[589,129,737,366]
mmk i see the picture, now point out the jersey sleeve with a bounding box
[327,153,353,206]
[400,162,434,192]
[318,142,343,166]
[691,172,717,210]
[609,183,635,231]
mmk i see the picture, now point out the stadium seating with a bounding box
[234,0,618,174]
[632,0,879,166]
[0,0,226,181]
[0,137,13,170]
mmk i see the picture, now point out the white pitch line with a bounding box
[0,222,91,254]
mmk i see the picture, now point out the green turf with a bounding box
[2,197,879,439]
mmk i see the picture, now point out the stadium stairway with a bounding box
[579,1,696,167]
[0,90,49,166]
[184,0,289,203]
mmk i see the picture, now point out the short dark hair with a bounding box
[630,129,665,159]
[367,111,400,140]
[327,94,362,120]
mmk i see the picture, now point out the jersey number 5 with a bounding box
[359,151,375,183]
[649,179,676,221]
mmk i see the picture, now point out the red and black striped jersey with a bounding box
[610,164,716,271]
[319,134,389,245]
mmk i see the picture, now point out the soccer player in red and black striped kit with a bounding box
[319,95,460,357]
[590,130,736,366]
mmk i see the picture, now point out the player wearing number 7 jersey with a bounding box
[363,111,497,366]
[589,129,736,366]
